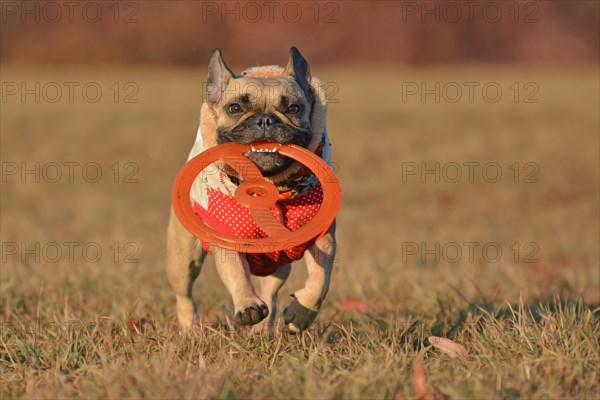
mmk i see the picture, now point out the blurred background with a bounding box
[1,1,599,324]
[2,1,599,65]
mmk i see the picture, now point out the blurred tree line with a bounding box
[1,1,598,65]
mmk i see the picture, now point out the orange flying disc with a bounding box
[172,141,341,253]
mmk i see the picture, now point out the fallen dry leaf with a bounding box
[436,191,455,209]
[339,298,370,313]
[529,264,564,285]
[411,357,433,400]
[428,336,468,358]
[127,317,151,333]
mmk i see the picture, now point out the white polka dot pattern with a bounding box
[200,183,324,276]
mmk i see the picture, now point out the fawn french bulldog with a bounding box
[167,47,336,333]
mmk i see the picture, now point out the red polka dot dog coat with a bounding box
[193,182,325,276]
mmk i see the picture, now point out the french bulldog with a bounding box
[166,47,337,334]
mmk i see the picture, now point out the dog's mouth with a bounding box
[243,144,293,177]
[217,121,311,177]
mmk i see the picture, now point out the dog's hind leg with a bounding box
[167,211,205,329]
[283,221,337,332]
[251,264,292,336]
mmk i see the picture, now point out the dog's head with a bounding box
[201,47,319,177]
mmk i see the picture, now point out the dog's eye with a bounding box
[227,103,242,114]
[286,104,300,114]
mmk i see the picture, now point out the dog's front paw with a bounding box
[234,302,269,326]
[175,296,200,330]
[283,297,319,333]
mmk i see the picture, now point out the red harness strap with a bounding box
[192,183,325,276]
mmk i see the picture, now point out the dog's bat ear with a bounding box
[206,49,234,104]
[284,47,312,96]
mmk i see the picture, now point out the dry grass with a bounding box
[1,65,599,398]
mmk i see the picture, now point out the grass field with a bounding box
[1,66,599,398]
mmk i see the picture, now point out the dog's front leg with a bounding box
[212,248,269,326]
[283,221,337,332]
[251,263,292,336]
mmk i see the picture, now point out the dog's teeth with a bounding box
[249,146,278,153]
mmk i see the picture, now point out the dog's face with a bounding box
[205,48,315,176]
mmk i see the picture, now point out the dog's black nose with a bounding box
[254,113,280,129]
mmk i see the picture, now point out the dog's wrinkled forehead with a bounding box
[219,73,307,109]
